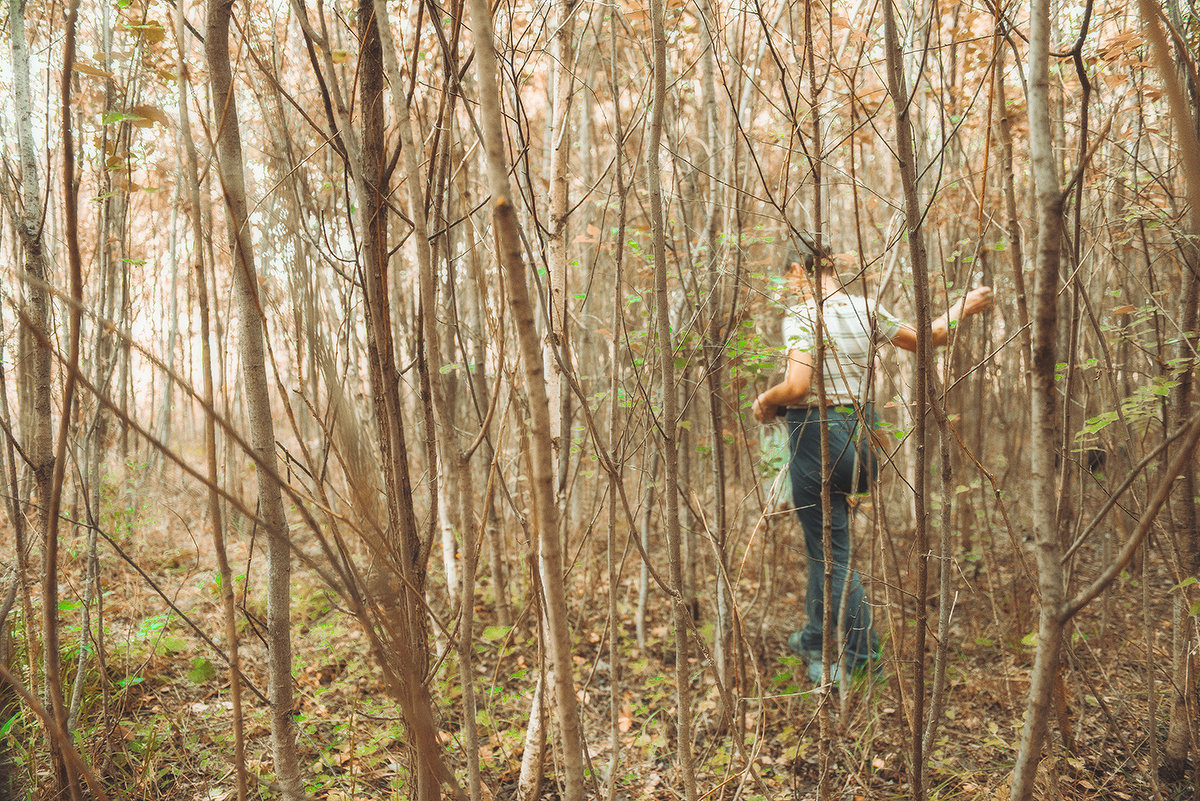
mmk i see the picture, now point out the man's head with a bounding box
[783,235,832,276]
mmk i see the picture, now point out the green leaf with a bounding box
[1078,410,1118,438]
[160,635,187,654]
[187,657,217,683]
[1020,631,1038,647]
[481,625,512,641]
[0,713,17,737]
[1171,577,1198,592]
[1190,601,1200,617]
[102,110,144,126]
[1150,378,1179,396]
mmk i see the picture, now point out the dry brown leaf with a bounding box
[130,104,171,128]
[74,63,114,80]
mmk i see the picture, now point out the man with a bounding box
[752,239,993,683]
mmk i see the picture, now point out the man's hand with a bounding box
[962,285,994,317]
[753,394,778,423]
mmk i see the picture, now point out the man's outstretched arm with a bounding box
[891,285,994,352]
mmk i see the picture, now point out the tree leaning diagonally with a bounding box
[461,0,587,797]
[1138,0,1200,777]
[204,1,306,797]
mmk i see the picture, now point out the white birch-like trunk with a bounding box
[1009,0,1069,795]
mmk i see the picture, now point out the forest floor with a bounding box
[0,463,1192,801]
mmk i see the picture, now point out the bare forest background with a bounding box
[0,0,1198,797]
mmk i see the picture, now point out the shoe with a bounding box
[806,660,835,685]
[807,657,885,687]
[786,631,821,664]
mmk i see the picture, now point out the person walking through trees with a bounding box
[752,239,993,684]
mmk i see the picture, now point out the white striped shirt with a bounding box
[782,292,903,406]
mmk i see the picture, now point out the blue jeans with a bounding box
[787,405,879,669]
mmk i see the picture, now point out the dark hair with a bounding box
[783,234,831,274]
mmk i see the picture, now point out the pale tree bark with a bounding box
[69,0,122,737]
[1009,0,1069,793]
[180,0,248,795]
[697,0,732,693]
[157,188,181,457]
[9,0,67,790]
[647,0,697,796]
[545,0,577,530]
[636,450,659,649]
[0,169,39,760]
[992,36,1033,396]
[517,656,548,801]
[462,0,587,795]
[204,3,306,797]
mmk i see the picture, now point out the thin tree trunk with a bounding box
[11,0,70,790]
[697,0,731,695]
[546,0,577,524]
[517,665,548,801]
[463,0,587,796]
[0,305,37,782]
[1009,0,1069,793]
[881,0,935,795]
[799,4,838,799]
[606,23,629,792]
[992,36,1033,399]
[204,3,306,796]
[46,2,86,795]
[182,0,248,794]
[646,0,697,795]
[353,4,458,797]
[636,450,659,649]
